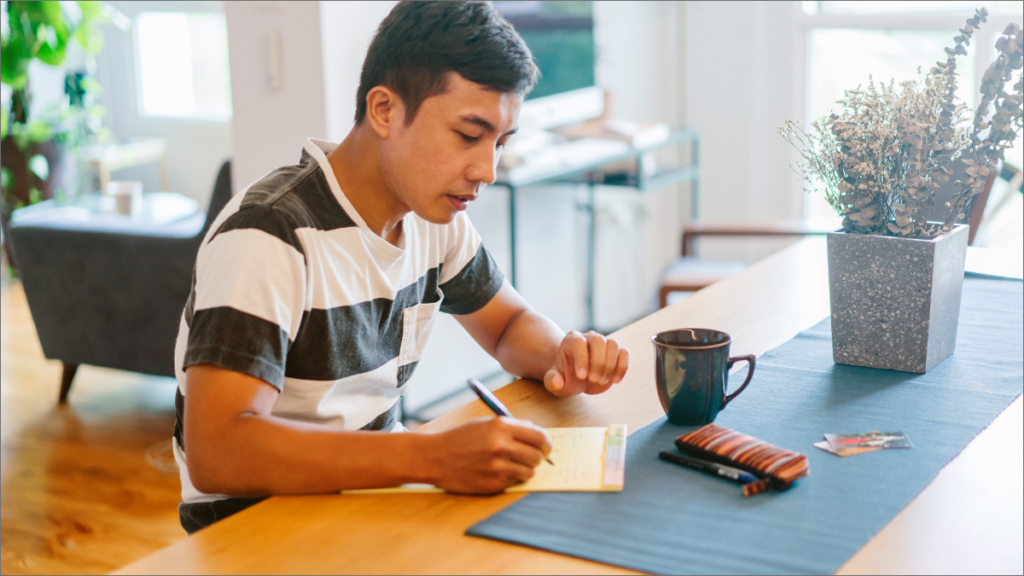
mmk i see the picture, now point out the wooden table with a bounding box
[116,239,1023,575]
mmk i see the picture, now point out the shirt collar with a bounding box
[301,138,407,258]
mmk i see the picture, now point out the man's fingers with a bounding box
[503,417,553,457]
[503,437,545,468]
[601,338,619,383]
[612,347,630,383]
[585,331,608,384]
[501,461,537,485]
[570,332,589,380]
[584,380,613,395]
[544,368,564,394]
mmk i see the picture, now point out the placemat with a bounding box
[467,277,1023,574]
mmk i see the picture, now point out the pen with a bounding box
[467,378,555,466]
[658,450,758,484]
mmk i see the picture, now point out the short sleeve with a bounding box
[182,205,307,390]
[438,212,505,315]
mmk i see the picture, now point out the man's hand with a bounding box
[427,417,552,494]
[543,330,629,397]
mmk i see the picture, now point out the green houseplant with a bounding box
[1,0,124,228]
[780,9,1023,373]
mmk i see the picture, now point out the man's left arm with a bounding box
[455,281,629,397]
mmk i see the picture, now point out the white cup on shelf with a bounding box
[106,181,143,217]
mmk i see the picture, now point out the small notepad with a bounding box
[343,424,627,495]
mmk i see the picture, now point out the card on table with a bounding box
[825,431,913,450]
[813,440,882,457]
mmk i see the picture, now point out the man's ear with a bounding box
[365,86,405,139]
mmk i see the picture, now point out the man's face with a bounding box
[379,73,522,224]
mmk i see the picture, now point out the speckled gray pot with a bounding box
[827,224,968,373]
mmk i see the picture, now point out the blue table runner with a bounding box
[467,277,1023,574]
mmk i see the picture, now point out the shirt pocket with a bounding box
[397,287,443,369]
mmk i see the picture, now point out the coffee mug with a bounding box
[652,328,756,426]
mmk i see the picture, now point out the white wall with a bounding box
[319,1,397,142]
[98,1,232,207]
[591,1,685,327]
[683,1,806,261]
[224,1,327,192]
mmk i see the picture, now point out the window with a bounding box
[134,12,232,121]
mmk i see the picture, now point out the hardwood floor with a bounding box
[0,280,186,575]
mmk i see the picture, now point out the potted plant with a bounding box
[1,1,124,242]
[781,9,1023,373]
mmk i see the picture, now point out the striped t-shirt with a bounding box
[172,138,504,512]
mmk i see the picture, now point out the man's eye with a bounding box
[459,133,479,143]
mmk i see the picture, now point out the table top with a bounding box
[115,239,1023,575]
[11,191,199,228]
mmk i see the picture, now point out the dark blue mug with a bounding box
[652,328,756,426]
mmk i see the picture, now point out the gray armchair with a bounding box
[9,160,232,403]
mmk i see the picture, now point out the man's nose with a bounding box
[467,144,498,185]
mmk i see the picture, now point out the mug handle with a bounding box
[721,354,756,409]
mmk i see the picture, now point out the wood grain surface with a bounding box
[114,239,1023,575]
[0,281,187,575]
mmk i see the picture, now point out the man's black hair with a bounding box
[355,1,539,125]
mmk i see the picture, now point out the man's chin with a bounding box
[412,206,458,225]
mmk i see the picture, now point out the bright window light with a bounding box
[135,12,232,121]
[808,29,977,122]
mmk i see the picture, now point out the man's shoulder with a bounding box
[235,156,356,232]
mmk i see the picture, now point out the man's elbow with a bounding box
[184,430,248,495]
[186,444,232,494]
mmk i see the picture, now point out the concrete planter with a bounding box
[826,224,969,373]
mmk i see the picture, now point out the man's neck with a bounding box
[326,127,408,246]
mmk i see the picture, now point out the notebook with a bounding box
[343,424,627,494]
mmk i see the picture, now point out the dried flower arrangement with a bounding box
[780,8,1023,238]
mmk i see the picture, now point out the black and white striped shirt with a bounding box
[172,138,504,507]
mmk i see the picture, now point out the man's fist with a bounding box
[543,330,629,397]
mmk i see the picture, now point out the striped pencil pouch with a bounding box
[675,423,809,497]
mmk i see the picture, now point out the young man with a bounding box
[173,1,630,533]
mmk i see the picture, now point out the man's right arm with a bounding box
[183,364,551,496]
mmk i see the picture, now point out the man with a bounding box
[174,1,630,533]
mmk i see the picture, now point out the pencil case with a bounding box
[675,423,809,497]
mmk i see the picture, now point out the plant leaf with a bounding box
[26,121,52,143]
[0,167,13,191]
[28,154,50,181]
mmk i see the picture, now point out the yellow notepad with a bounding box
[343,424,627,495]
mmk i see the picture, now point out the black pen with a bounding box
[659,450,758,484]
[467,378,554,466]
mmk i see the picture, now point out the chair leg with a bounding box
[59,363,79,404]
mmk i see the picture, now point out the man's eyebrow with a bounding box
[459,114,518,137]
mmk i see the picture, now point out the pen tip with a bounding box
[546,457,555,466]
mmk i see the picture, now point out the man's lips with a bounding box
[446,193,477,210]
